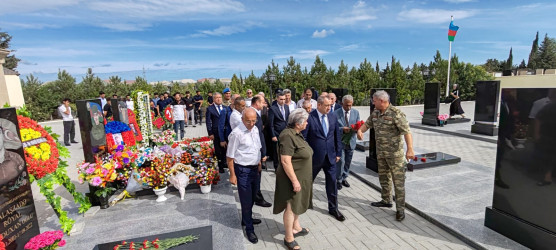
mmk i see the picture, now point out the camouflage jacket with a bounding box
[364,104,411,159]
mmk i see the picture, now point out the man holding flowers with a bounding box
[334,95,360,190]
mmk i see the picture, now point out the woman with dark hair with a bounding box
[449,84,465,119]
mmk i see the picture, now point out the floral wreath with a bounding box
[18,116,59,179]
[151,111,165,129]
[127,109,143,142]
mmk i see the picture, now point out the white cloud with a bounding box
[340,44,359,51]
[312,29,335,38]
[324,1,377,26]
[193,21,262,37]
[1,0,80,15]
[274,50,330,60]
[87,0,245,19]
[397,9,476,24]
[0,22,61,29]
[443,0,474,3]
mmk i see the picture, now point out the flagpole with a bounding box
[446,16,453,97]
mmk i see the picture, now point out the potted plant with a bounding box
[192,166,220,193]
[139,155,172,202]
[77,161,118,209]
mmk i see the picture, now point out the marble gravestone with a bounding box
[471,81,500,136]
[365,88,397,172]
[485,88,556,249]
[422,82,440,126]
[0,108,40,250]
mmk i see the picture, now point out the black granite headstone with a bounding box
[484,88,556,249]
[332,88,348,105]
[471,81,500,136]
[406,152,461,171]
[366,88,397,172]
[422,82,440,126]
[76,99,106,163]
[0,108,40,250]
[111,100,129,125]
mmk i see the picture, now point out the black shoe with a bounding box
[396,211,405,221]
[537,181,552,186]
[255,200,272,207]
[193,125,196,127]
[342,180,350,188]
[337,182,343,190]
[246,232,258,244]
[64,143,71,146]
[241,219,262,226]
[71,141,79,143]
[371,200,393,208]
[328,210,346,221]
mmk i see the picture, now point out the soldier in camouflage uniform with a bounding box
[357,90,414,221]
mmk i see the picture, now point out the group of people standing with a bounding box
[205,87,414,250]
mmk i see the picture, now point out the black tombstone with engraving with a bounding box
[471,81,500,136]
[422,82,440,126]
[365,88,397,172]
[111,100,129,125]
[0,108,40,250]
[484,88,556,249]
[76,99,107,206]
[331,88,348,105]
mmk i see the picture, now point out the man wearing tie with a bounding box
[335,95,360,190]
[269,92,290,169]
[206,93,227,173]
[250,95,272,207]
[303,95,345,221]
[328,93,342,113]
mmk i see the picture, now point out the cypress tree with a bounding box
[527,32,539,69]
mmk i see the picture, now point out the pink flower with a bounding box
[86,167,95,174]
[91,176,102,186]
[58,239,66,247]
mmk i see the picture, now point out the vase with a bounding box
[98,195,110,209]
[200,184,212,194]
[154,187,168,202]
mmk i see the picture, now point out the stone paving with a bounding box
[30,103,522,249]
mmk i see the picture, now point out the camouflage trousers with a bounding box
[377,157,406,212]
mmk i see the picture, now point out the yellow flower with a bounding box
[110,173,117,180]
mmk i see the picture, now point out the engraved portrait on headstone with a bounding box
[118,101,129,124]
[87,101,105,146]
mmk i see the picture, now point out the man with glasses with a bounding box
[245,89,254,107]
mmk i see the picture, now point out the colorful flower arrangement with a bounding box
[199,143,214,158]
[192,166,220,186]
[105,121,136,149]
[139,155,173,189]
[341,120,365,145]
[24,231,65,250]
[77,160,119,197]
[150,130,176,146]
[113,235,198,250]
[438,114,449,121]
[18,116,60,179]
[152,111,165,129]
[127,109,144,143]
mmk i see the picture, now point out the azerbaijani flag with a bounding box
[448,21,459,42]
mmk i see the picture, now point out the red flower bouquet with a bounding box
[127,109,143,142]
[0,234,6,250]
[24,231,65,250]
[17,115,60,179]
[341,120,365,145]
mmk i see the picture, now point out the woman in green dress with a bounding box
[273,108,313,250]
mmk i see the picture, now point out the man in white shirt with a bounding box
[283,89,296,111]
[245,89,253,107]
[99,91,107,108]
[171,92,187,141]
[226,108,262,244]
[297,88,317,110]
[230,97,246,130]
[58,98,78,146]
[126,95,134,111]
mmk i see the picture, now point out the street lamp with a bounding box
[265,73,276,101]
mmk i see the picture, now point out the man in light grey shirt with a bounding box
[58,98,78,146]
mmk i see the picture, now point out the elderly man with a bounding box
[297,88,317,110]
[357,90,414,221]
[302,100,312,113]
[283,89,296,111]
[328,93,341,113]
[227,108,263,244]
[268,92,290,169]
[206,93,227,172]
[223,88,232,106]
[219,94,240,148]
[245,89,254,107]
[250,95,272,207]
[230,97,246,130]
[335,95,359,190]
[303,95,345,221]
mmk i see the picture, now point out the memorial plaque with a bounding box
[76,99,106,163]
[422,82,440,126]
[111,100,129,125]
[0,108,40,250]
[485,88,556,249]
[472,81,500,136]
[406,152,461,171]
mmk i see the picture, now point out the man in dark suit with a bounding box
[334,95,360,190]
[250,95,272,207]
[206,93,227,173]
[268,92,290,169]
[328,93,342,113]
[303,95,345,221]
[218,94,239,149]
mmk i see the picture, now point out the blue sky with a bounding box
[2,0,555,82]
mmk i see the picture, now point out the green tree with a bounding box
[505,47,513,70]
[230,74,242,94]
[537,34,556,69]
[333,60,349,89]
[483,58,504,72]
[518,59,527,69]
[527,31,539,69]
[407,63,426,104]
[310,55,327,92]
[79,68,105,99]
[0,30,21,70]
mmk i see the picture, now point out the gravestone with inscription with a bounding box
[0,108,40,250]
[111,100,129,125]
[471,81,500,136]
[365,88,397,172]
[422,82,440,126]
[76,99,106,163]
